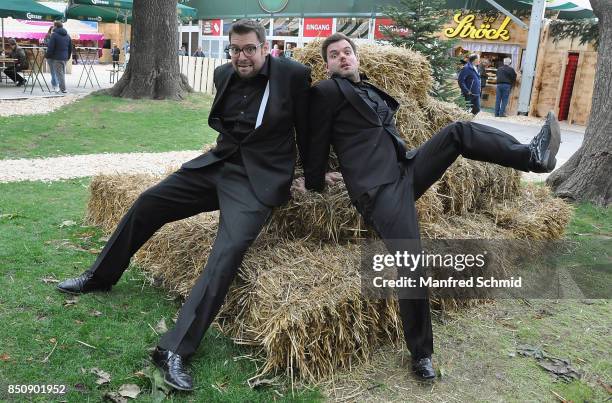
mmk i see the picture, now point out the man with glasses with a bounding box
[56,19,311,391]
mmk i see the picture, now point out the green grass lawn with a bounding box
[0,179,609,402]
[0,179,321,402]
[0,93,217,160]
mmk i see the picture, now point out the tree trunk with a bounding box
[108,0,192,100]
[546,0,612,206]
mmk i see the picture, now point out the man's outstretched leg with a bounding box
[57,166,221,294]
[411,111,561,199]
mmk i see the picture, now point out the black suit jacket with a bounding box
[303,77,416,200]
[182,56,311,207]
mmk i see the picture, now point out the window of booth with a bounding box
[273,18,299,36]
[336,18,369,38]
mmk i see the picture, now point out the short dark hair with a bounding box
[8,38,17,46]
[321,33,357,63]
[469,54,479,63]
[54,20,63,29]
[229,19,266,43]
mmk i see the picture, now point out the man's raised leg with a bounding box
[57,166,221,294]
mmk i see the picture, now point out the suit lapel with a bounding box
[210,64,234,116]
[333,77,380,126]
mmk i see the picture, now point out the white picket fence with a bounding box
[178,56,230,95]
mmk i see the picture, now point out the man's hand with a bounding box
[291,177,307,193]
[325,171,343,186]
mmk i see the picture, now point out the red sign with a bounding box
[303,18,333,38]
[374,18,410,39]
[202,19,221,36]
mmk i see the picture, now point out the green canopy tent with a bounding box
[1,0,64,51]
[69,0,197,54]
[66,5,132,24]
[70,0,197,21]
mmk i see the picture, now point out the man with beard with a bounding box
[57,19,311,391]
[294,33,560,381]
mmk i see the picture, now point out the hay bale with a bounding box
[85,174,158,232]
[218,242,402,382]
[293,40,432,100]
[437,159,522,215]
[85,174,571,381]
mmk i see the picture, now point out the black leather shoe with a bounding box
[412,357,436,380]
[56,272,111,294]
[529,111,561,173]
[152,347,193,391]
[16,81,24,87]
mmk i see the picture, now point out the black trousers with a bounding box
[87,161,271,357]
[3,66,24,84]
[355,121,530,359]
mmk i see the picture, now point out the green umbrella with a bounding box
[72,0,197,20]
[66,4,132,23]
[1,0,64,52]
[0,0,64,19]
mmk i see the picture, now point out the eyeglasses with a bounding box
[228,43,263,57]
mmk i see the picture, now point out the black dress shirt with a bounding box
[219,57,270,164]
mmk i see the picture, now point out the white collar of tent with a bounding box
[518,0,592,11]
[1,17,102,41]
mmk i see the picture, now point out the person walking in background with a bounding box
[111,43,121,69]
[495,58,517,117]
[478,58,489,99]
[3,39,28,87]
[192,46,205,57]
[45,21,72,94]
[44,26,59,92]
[283,43,294,59]
[457,54,481,115]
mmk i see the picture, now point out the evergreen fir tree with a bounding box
[380,0,464,105]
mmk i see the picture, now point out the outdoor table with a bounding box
[21,47,50,94]
[0,58,17,84]
[76,47,101,89]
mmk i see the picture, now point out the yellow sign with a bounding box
[444,13,512,41]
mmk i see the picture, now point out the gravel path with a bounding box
[0,95,88,117]
[0,151,201,183]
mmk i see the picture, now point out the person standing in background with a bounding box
[478,58,489,99]
[457,54,481,115]
[44,26,59,92]
[45,21,72,94]
[111,43,121,69]
[495,58,517,117]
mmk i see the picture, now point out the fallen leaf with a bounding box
[91,310,103,317]
[41,277,60,284]
[99,236,110,243]
[59,220,77,228]
[142,366,171,402]
[49,338,57,344]
[75,320,84,325]
[247,376,279,389]
[90,367,111,385]
[63,297,79,307]
[103,392,127,403]
[154,318,167,334]
[0,353,11,361]
[538,357,582,382]
[118,384,140,399]
[597,379,612,394]
[133,371,145,378]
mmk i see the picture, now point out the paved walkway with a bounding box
[0,64,117,100]
[0,151,200,183]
